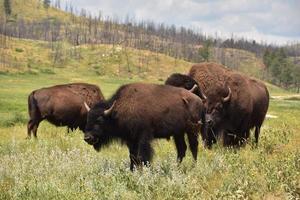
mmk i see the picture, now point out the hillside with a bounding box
[0,36,192,80]
[0,0,72,22]
[0,0,271,79]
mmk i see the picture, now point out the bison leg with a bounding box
[138,141,153,168]
[174,134,187,163]
[205,129,217,149]
[32,121,40,138]
[187,132,199,161]
[27,120,33,138]
[27,120,40,139]
[223,131,235,147]
[128,142,139,171]
[255,126,260,144]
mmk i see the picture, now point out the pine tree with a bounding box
[199,40,212,62]
[43,0,51,9]
[4,0,12,16]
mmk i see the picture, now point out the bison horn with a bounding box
[222,87,231,102]
[200,92,207,101]
[104,101,116,116]
[84,102,91,112]
[189,84,198,93]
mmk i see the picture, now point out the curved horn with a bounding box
[222,87,231,102]
[189,84,198,93]
[104,101,116,116]
[200,91,207,101]
[190,84,207,101]
[84,102,90,112]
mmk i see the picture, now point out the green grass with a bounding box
[0,0,73,22]
[1,3,299,199]
[0,69,299,199]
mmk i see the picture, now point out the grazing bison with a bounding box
[27,83,104,138]
[166,62,269,147]
[83,83,206,170]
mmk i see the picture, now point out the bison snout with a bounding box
[206,115,214,127]
[206,119,213,126]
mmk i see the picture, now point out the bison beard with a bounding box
[84,83,206,171]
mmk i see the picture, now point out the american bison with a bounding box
[166,62,269,147]
[27,83,104,138]
[83,83,206,170]
[246,78,269,144]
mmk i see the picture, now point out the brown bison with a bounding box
[83,83,206,170]
[246,78,269,144]
[27,83,104,138]
[166,62,269,147]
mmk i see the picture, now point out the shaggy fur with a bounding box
[166,62,269,147]
[27,83,104,138]
[84,83,206,170]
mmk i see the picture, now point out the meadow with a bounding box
[0,0,299,198]
[0,69,299,200]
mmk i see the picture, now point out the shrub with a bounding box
[15,48,24,53]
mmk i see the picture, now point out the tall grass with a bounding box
[0,107,299,200]
[0,61,299,199]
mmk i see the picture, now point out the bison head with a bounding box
[165,73,207,101]
[205,86,231,128]
[83,101,116,151]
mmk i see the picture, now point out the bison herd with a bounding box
[27,62,269,170]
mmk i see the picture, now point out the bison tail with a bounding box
[28,91,40,120]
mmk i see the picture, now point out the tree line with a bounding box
[263,48,300,92]
[1,0,299,91]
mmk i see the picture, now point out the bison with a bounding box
[83,83,206,170]
[246,78,269,144]
[27,83,104,138]
[166,62,269,147]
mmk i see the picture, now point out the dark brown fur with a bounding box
[190,63,269,147]
[246,78,269,144]
[84,83,206,170]
[166,62,269,147]
[27,83,104,138]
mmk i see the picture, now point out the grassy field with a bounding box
[0,68,299,199]
[0,2,299,199]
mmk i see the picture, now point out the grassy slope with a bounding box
[1,37,191,78]
[0,0,72,22]
[221,48,265,78]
